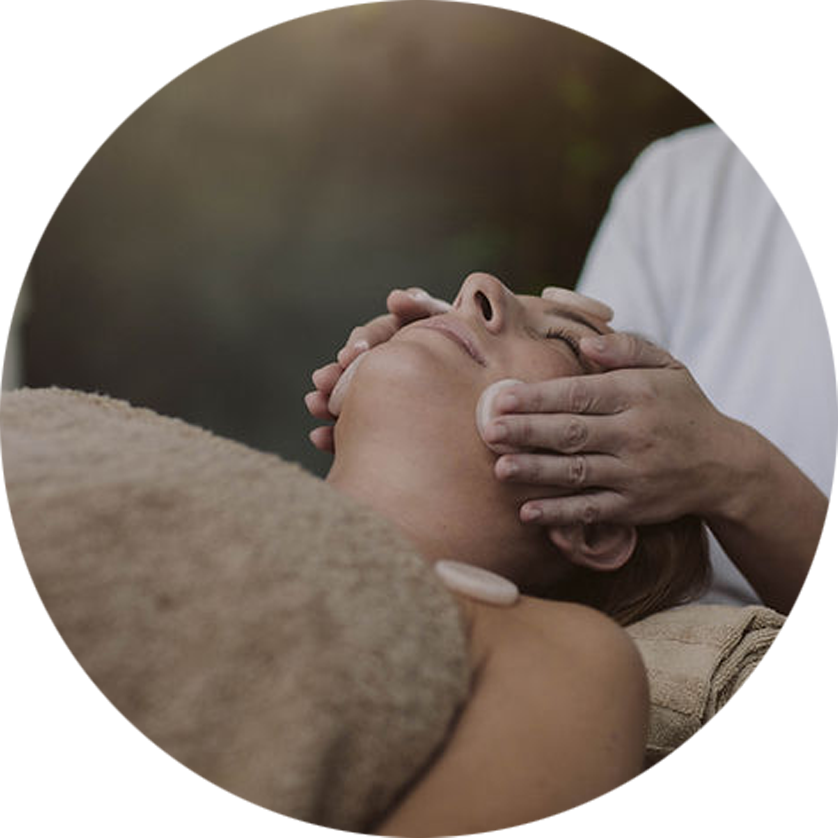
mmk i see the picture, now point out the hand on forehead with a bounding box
[540,286,614,324]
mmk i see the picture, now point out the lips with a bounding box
[407,315,487,366]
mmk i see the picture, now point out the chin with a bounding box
[333,340,492,491]
[345,339,479,418]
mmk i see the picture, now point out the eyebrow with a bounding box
[541,305,606,335]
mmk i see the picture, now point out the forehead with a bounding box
[518,294,613,335]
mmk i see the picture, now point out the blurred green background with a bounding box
[17,1,708,476]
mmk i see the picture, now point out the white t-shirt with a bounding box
[577,124,837,605]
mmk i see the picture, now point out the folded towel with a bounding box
[626,604,784,762]
[1,387,470,831]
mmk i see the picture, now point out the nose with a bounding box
[453,272,512,334]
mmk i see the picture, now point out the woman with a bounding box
[316,272,708,835]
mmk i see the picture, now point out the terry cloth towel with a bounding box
[1,387,470,832]
[626,603,785,763]
[2,387,784,813]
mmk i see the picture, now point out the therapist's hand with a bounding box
[484,333,742,527]
[305,288,450,451]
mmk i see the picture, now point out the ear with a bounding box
[547,523,637,572]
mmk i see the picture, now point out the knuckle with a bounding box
[519,415,535,443]
[567,378,591,413]
[638,435,656,456]
[525,456,543,482]
[625,333,644,359]
[370,319,392,341]
[568,455,587,487]
[632,378,656,406]
[563,418,588,452]
[580,502,599,525]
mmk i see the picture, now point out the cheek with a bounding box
[507,347,575,383]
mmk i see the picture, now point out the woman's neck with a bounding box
[323,347,571,592]
[326,431,566,592]
[326,436,498,566]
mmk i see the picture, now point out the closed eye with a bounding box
[545,328,581,359]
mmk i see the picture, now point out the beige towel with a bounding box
[626,604,785,762]
[2,386,782,819]
[1,387,470,832]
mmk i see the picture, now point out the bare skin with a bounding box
[374,597,648,837]
[323,273,648,832]
[308,282,826,613]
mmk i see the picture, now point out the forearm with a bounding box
[705,420,828,613]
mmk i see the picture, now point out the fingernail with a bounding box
[410,290,430,301]
[497,458,518,478]
[521,505,542,522]
[496,392,519,412]
[581,336,606,353]
[353,339,370,352]
[484,421,508,443]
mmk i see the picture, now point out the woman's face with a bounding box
[338,273,611,424]
[327,273,613,589]
[393,272,611,390]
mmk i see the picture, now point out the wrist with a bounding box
[701,417,767,526]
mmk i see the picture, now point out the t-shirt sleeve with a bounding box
[576,139,678,345]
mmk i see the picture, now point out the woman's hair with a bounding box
[553,516,711,626]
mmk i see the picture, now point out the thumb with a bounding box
[579,332,679,370]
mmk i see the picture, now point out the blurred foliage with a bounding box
[22,1,707,474]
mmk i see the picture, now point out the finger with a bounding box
[579,331,679,371]
[337,314,398,367]
[336,340,368,369]
[387,288,452,321]
[541,286,614,322]
[484,413,615,454]
[495,452,622,489]
[312,362,343,393]
[304,390,334,421]
[488,376,629,417]
[519,491,627,526]
[308,425,335,453]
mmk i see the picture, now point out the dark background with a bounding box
[17,1,708,476]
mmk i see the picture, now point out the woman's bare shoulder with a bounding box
[456,593,648,746]
[381,594,649,835]
[470,594,640,669]
[483,596,649,772]
[474,597,649,716]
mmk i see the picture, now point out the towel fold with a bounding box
[626,604,784,762]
